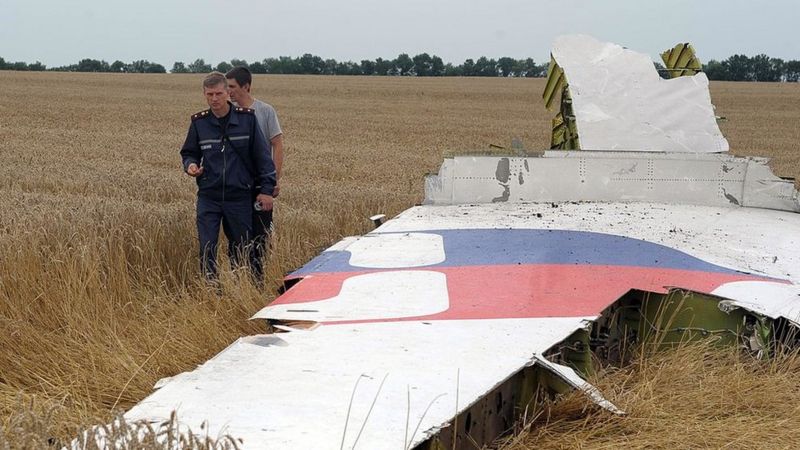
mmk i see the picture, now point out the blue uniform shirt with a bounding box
[180,103,276,200]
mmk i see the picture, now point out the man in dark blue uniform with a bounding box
[180,71,276,281]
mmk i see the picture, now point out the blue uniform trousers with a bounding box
[196,195,253,279]
[250,190,274,282]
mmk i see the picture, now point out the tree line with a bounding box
[0,57,167,73]
[703,55,800,82]
[2,53,799,81]
[170,54,547,77]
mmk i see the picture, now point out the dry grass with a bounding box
[0,72,798,447]
[1,402,240,449]
[500,342,800,449]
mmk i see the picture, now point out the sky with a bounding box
[1,0,798,68]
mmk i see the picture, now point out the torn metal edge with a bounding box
[531,354,625,415]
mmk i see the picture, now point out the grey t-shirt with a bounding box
[252,99,282,157]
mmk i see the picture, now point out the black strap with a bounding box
[222,131,256,179]
[221,110,260,184]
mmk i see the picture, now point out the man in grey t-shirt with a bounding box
[226,66,284,281]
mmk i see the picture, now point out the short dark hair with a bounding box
[225,66,252,88]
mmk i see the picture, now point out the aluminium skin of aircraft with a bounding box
[79,35,800,450]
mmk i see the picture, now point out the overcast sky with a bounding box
[2,0,797,67]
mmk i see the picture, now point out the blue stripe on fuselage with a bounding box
[290,229,745,277]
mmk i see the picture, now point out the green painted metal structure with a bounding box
[661,43,703,78]
[543,56,580,150]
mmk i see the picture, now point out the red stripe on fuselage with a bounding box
[274,265,772,324]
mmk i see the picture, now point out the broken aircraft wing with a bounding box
[108,35,800,450]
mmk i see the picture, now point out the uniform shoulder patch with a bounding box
[191,109,210,121]
[234,106,255,114]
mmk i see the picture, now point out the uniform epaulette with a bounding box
[234,106,255,114]
[191,109,210,121]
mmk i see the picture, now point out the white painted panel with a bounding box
[551,35,728,153]
[425,153,799,212]
[125,318,594,450]
[714,281,800,326]
[253,271,449,322]
[348,232,445,268]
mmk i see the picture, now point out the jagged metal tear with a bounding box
[532,355,624,415]
[551,35,728,153]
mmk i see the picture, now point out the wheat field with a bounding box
[0,72,798,448]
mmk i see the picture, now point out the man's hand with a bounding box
[256,194,274,211]
[186,163,204,177]
[272,184,280,197]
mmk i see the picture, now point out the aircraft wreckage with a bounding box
[93,35,800,449]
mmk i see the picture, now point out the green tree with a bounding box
[785,60,800,82]
[497,57,515,77]
[262,58,278,73]
[443,62,462,76]
[336,61,361,75]
[188,58,212,73]
[374,57,392,75]
[431,55,444,76]
[249,61,267,74]
[703,59,728,80]
[722,54,753,81]
[77,58,109,72]
[127,60,143,73]
[526,59,547,77]
[215,61,233,73]
[28,61,46,71]
[110,60,126,72]
[299,53,324,74]
[360,59,376,75]
[461,58,475,76]
[288,56,304,74]
[49,63,77,71]
[321,58,336,75]
[394,53,414,75]
[266,56,299,74]
[230,58,248,68]
[513,58,542,77]
[145,63,166,73]
[125,60,162,73]
[412,53,433,76]
[474,57,497,76]
[171,61,189,73]
[750,54,782,81]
